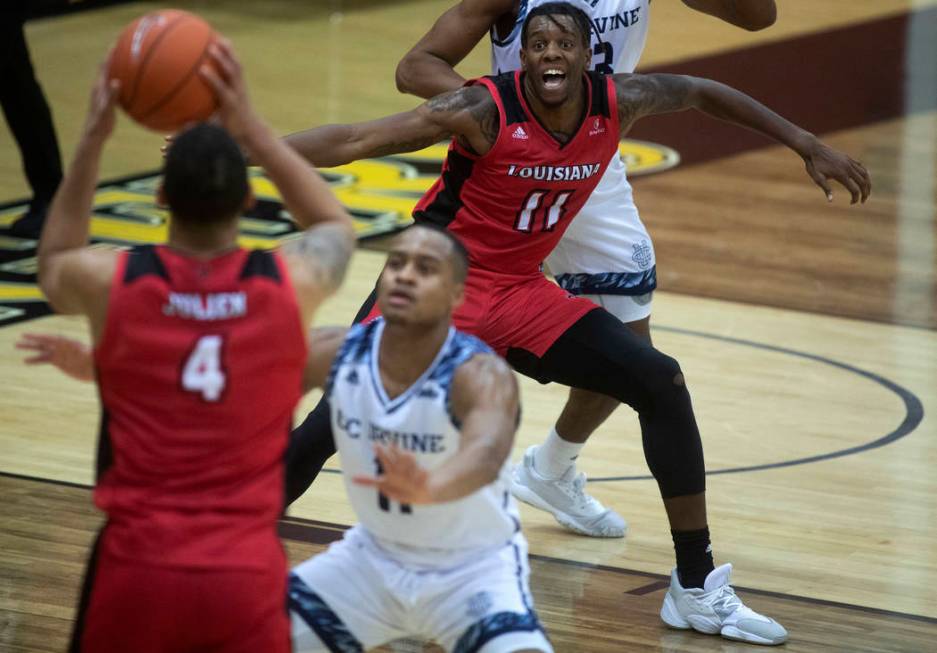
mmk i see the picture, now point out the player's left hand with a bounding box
[802,138,871,204]
[352,444,435,505]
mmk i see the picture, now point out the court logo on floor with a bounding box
[0,140,678,327]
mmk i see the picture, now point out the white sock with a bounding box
[533,428,585,479]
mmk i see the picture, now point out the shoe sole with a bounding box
[511,481,626,538]
[722,626,788,646]
[662,594,787,646]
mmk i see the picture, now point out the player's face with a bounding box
[520,15,592,106]
[378,229,464,327]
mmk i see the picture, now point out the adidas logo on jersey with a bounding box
[512,125,529,140]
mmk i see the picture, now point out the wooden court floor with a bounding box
[2,1,936,651]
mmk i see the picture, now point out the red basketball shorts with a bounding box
[75,552,289,653]
[366,268,599,357]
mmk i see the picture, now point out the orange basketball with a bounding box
[108,10,220,132]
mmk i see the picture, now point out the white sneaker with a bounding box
[660,563,788,645]
[510,445,626,538]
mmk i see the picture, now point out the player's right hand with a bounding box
[198,38,264,144]
[16,333,95,382]
[352,444,435,505]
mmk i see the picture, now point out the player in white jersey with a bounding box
[290,224,550,652]
[20,223,552,653]
[396,0,778,538]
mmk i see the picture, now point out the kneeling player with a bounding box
[289,225,548,652]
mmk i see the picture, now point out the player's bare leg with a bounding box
[512,315,650,538]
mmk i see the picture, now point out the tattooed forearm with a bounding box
[614,73,694,131]
[284,223,354,294]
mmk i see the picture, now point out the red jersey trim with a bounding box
[512,71,594,150]
[452,77,507,163]
[606,74,621,137]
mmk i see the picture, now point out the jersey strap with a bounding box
[429,331,494,428]
[239,249,282,282]
[123,245,169,284]
[325,320,378,399]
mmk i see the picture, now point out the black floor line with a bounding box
[5,469,937,627]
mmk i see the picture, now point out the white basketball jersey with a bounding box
[327,319,521,566]
[490,0,650,76]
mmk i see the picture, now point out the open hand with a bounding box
[198,38,263,143]
[352,444,435,505]
[16,333,95,381]
[803,139,871,204]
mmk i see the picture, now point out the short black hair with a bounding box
[408,222,469,283]
[521,1,592,49]
[162,123,249,227]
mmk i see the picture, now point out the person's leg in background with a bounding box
[0,7,63,238]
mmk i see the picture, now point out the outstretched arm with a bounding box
[614,73,872,203]
[282,84,499,168]
[681,0,777,31]
[353,354,519,504]
[395,0,515,98]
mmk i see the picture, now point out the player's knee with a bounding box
[640,351,688,410]
[647,351,683,388]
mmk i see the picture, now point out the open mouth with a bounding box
[542,69,566,90]
[387,289,414,306]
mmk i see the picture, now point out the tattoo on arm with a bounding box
[615,73,694,128]
[426,86,500,148]
[283,223,354,294]
[468,99,500,147]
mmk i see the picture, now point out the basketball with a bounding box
[108,10,220,132]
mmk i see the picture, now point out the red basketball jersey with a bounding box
[93,245,307,570]
[414,70,620,277]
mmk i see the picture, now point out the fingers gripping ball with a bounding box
[109,10,221,132]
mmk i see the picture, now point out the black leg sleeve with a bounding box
[284,398,336,506]
[283,285,379,505]
[506,308,705,498]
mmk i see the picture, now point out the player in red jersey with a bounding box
[36,42,355,653]
[397,0,779,542]
[278,3,869,645]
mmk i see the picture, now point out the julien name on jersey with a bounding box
[326,319,521,563]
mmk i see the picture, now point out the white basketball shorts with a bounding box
[545,151,656,323]
[289,525,552,653]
